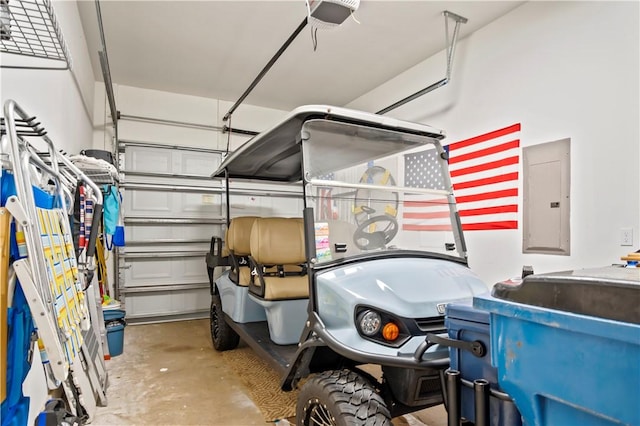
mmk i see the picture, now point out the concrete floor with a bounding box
[92,319,447,425]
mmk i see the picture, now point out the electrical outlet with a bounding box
[621,228,633,246]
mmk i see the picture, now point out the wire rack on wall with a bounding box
[80,169,119,186]
[0,0,71,69]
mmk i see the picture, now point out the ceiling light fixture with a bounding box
[306,0,360,28]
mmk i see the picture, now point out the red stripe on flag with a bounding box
[450,156,519,178]
[459,204,518,217]
[462,221,518,231]
[403,198,449,208]
[402,220,519,231]
[448,140,520,165]
[456,189,518,204]
[403,211,450,220]
[453,172,519,190]
[448,124,521,152]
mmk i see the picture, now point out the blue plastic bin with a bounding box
[106,322,125,356]
[2,170,55,208]
[446,303,522,426]
[103,309,126,357]
[474,267,640,426]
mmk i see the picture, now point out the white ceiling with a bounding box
[78,1,524,112]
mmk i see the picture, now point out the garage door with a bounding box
[117,140,224,323]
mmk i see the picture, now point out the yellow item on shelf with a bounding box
[621,252,640,267]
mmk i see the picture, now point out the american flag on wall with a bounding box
[317,172,335,220]
[403,123,521,231]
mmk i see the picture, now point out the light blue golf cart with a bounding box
[206,105,488,425]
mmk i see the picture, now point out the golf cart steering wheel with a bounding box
[353,215,399,250]
[353,166,399,227]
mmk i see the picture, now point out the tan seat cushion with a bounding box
[250,217,305,265]
[221,228,230,258]
[227,216,258,256]
[226,216,258,286]
[262,275,309,300]
[237,267,252,287]
[249,217,308,300]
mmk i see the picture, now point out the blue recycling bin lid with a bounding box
[103,309,126,322]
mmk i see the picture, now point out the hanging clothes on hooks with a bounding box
[102,184,122,250]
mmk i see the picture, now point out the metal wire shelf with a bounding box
[0,0,71,69]
[1,116,120,187]
[81,168,119,186]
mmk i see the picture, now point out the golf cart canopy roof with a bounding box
[213,105,445,182]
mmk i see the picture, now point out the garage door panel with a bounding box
[125,191,222,218]
[180,152,221,175]
[177,257,209,280]
[127,190,172,214]
[125,288,209,319]
[124,175,199,185]
[126,225,219,243]
[229,195,272,216]
[126,147,220,176]
[126,225,159,241]
[178,193,223,216]
[119,142,224,322]
[198,194,223,215]
[174,225,220,240]
[230,195,303,217]
[131,242,209,252]
[130,149,172,173]
[279,199,304,216]
[125,260,173,285]
[182,288,210,312]
[125,258,207,287]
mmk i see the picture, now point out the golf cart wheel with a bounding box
[296,369,391,426]
[210,292,239,351]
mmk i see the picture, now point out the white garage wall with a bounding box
[1,0,94,154]
[347,1,640,286]
[93,83,288,151]
[0,1,96,423]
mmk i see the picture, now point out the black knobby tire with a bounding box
[210,292,239,351]
[296,369,391,426]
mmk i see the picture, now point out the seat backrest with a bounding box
[227,216,258,256]
[227,216,258,285]
[250,217,305,265]
[249,217,308,300]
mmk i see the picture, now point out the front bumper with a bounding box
[307,312,449,369]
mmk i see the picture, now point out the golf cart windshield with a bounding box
[214,105,466,265]
[302,119,465,264]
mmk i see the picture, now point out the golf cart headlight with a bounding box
[358,310,381,336]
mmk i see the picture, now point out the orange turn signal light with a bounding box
[382,322,400,341]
